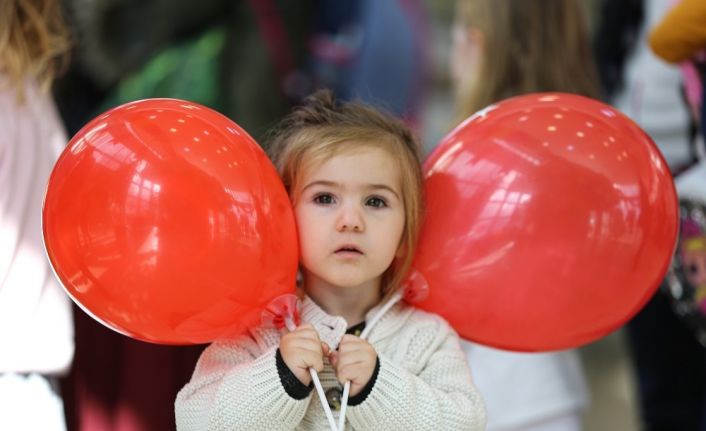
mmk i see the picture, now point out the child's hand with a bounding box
[329,334,377,396]
[280,323,329,386]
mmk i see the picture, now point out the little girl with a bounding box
[174,90,486,430]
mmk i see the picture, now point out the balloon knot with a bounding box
[402,268,429,303]
[262,294,301,329]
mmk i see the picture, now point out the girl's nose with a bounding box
[336,205,364,232]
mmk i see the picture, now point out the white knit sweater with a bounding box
[175,296,486,430]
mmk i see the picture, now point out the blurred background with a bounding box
[4,0,704,429]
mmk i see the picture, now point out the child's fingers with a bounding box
[321,342,330,356]
[293,324,322,341]
[337,334,370,352]
[282,326,324,354]
[284,342,325,373]
[335,350,372,371]
[280,326,327,374]
[337,362,374,395]
[332,342,377,390]
[337,362,360,383]
[339,334,360,344]
[280,339,324,366]
[288,336,324,352]
[306,350,325,372]
[337,336,375,358]
[328,350,339,367]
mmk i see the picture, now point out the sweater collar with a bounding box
[299,296,348,349]
[298,294,412,348]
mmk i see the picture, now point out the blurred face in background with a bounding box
[450,17,483,95]
[450,0,599,120]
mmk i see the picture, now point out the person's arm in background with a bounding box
[649,0,706,63]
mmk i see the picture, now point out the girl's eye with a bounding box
[366,196,387,208]
[313,193,335,205]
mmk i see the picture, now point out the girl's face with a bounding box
[294,147,405,291]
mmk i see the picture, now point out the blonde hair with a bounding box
[267,90,424,300]
[0,0,69,101]
[684,237,706,253]
[455,0,599,120]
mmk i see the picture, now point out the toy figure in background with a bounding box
[664,200,706,344]
[681,222,706,309]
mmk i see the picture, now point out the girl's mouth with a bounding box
[335,245,363,255]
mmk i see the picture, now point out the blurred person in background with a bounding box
[54,0,316,138]
[0,0,74,430]
[450,0,599,429]
[306,0,428,127]
[649,0,706,142]
[595,0,706,429]
[54,0,429,137]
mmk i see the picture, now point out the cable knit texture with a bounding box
[175,296,486,430]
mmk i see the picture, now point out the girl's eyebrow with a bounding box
[366,184,401,199]
[302,180,400,199]
[301,180,340,192]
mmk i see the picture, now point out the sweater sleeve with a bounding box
[174,330,312,430]
[346,316,486,430]
[649,0,706,63]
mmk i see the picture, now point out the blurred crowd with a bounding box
[1,0,704,430]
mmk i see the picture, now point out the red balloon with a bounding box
[43,99,298,344]
[412,93,679,351]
